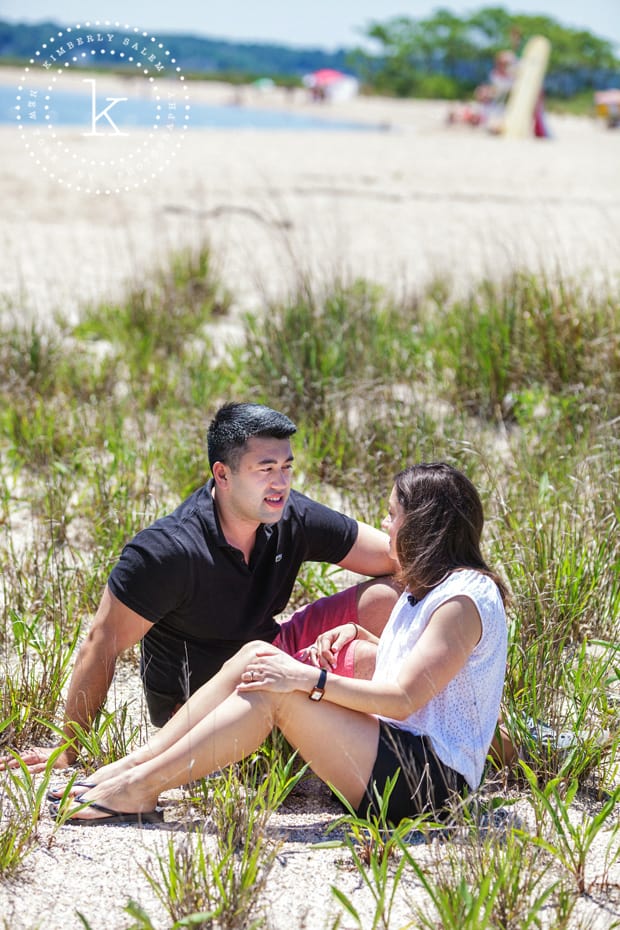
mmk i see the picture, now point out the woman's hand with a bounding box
[237,648,313,695]
[298,622,357,670]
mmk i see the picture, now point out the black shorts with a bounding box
[357,721,468,824]
[141,639,243,727]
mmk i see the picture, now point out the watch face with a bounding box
[309,668,326,701]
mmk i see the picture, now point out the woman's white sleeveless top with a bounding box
[373,570,507,789]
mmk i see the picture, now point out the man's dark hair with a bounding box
[207,403,297,471]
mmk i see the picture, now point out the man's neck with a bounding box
[213,491,259,564]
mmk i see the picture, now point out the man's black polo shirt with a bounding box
[108,479,358,698]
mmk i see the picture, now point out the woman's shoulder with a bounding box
[432,569,502,606]
[428,571,506,647]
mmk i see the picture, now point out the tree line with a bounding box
[349,7,620,98]
[0,19,348,82]
[1,9,618,99]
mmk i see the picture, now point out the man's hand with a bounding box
[0,745,74,774]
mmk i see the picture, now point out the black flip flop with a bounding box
[46,781,96,802]
[50,798,163,826]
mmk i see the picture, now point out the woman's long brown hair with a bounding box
[394,462,509,604]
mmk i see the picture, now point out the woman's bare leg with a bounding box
[69,643,277,788]
[67,685,380,820]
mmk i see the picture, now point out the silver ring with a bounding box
[251,671,255,680]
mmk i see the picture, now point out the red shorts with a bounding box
[273,586,358,677]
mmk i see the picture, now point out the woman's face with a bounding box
[382,485,405,563]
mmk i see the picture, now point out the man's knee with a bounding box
[355,576,401,638]
[275,580,399,659]
[352,640,378,679]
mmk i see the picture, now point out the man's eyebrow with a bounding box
[256,455,295,465]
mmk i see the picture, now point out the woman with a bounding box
[51,463,508,826]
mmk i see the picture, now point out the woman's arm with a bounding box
[241,595,482,720]
[378,595,482,719]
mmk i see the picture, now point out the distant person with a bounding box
[448,46,549,137]
[50,462,509,826]
[448,50,516,131]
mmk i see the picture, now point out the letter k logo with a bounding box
[82,78,128,136]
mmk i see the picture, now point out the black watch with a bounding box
[309,668,327,702]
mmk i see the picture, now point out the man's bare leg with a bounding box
[354,576,401,638]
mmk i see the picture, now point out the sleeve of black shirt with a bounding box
[108,527,190,624]
[291,491,359,563]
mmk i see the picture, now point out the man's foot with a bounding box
[522,716,578,757]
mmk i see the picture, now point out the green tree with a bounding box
[353,6,620,99]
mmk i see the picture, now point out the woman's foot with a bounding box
[50,796,163,825]
[47,751,146,800]
[47,779,96,802]
[50,775,161,824]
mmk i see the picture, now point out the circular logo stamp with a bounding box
[15,21,191,194]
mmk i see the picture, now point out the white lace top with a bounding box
[373,569,507,789]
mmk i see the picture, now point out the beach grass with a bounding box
[0,246,618,927]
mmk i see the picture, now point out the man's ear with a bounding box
[212,461,229,487]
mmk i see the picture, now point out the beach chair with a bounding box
[594,89,620,128]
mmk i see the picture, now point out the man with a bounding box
[11,402,398,772]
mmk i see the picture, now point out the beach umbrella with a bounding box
[302,68,358,101]
[308,68,346,87]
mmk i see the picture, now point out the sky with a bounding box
[0,0,619,50]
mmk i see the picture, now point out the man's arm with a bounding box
[1,586,152,773]
[62,586,153,749]
[337,521,398,577]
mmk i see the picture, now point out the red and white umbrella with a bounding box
[311,68,346,86]
[303,68,346,88]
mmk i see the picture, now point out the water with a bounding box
[0,83,382,132]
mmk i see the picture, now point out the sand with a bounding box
[1,70,619,327]
[1,71,619,929]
